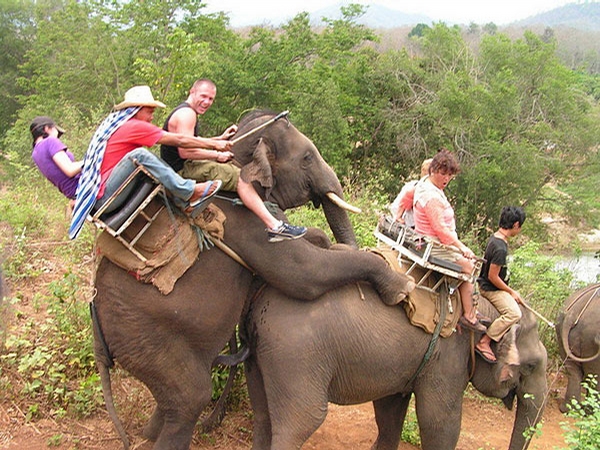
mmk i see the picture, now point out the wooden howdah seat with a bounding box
[88,160,166,262]
[374,215,483,302]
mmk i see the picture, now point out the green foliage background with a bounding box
[1,0,598,245]
[0,0,599,441]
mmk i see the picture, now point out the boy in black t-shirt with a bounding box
[475,206,526,363]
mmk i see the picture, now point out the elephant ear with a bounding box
[240,138,274,197]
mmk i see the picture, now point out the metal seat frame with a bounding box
[374,217,483,312]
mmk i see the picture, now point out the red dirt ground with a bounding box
[0,373,573,450]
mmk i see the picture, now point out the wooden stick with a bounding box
[521,300,555,328]
[230,110,290,145]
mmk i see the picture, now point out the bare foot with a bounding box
[189,180,219,204]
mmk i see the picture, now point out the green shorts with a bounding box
[179,160,240,192]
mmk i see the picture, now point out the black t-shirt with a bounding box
[477,235,509,291]
[160,102,198,172]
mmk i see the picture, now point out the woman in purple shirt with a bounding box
[31,116,82,205]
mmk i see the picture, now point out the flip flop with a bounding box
[475,347,497,364]
[459,315,487,333]
[189,180,222,218]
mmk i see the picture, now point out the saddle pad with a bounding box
[370,247,461,338]
[96,203,226,294]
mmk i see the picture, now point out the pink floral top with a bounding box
[413,177,458,246]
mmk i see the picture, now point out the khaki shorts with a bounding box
[179,160,240,192]
[429,240,462,262]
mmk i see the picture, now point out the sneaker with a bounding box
[267,222,307,242]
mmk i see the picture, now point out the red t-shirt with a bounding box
[98,118,164,198]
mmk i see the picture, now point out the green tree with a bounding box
[0,0,35,138]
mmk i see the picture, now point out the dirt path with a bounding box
[0,378,572,450]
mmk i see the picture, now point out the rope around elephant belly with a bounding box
[570,285,600,325]
[565,283,600,314]
[404,282,448,389]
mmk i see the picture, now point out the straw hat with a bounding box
[114,85,166,110]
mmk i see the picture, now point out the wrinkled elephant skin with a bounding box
[93,111,414,450]
[556,283,600,413]
[245,283,547,450]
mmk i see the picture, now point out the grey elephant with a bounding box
[244,263,548,450]
[92,110,415,450]
[556,282,600,413]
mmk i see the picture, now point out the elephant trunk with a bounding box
[508,349,548,450]
[322,194,358,249]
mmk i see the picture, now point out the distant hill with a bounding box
[513,2,600,31]
[309,1,600,31]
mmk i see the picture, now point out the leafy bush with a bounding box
[561,375,600,449]
[509,241,575,360]
[0,272,102,419]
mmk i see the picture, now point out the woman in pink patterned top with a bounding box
[413,148,486,333]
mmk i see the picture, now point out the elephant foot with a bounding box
[380,276,416,306]
[142,408,164,442]
[381,291,407,306]
[559,399,570,414]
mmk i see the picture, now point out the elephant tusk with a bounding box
[326,192,362,214]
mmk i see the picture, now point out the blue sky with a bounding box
[202,0,578,27]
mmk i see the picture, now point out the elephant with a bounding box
[556,282,600,413]
[92,110,415,450]
[244,259,548,450]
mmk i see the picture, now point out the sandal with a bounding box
[475,347,497,364]
[476,311,492,327]
[188,180,222,218]
[459,315,487,333]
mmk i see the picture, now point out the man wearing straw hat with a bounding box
[161,78,306,242]
[69,85,230,239]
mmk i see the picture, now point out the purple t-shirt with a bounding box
[32,136,80,199]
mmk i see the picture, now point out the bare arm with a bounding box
[487,263,523,303]
[394,208,406,223]
[425,199,474,258]
[52,151,83,177]
[157,131,232,153]
[167,107,234,161]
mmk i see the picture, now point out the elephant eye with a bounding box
[301,152,313,168]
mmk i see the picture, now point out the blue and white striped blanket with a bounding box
[69,107,140,239]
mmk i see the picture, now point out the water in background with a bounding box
[555,252,600,285]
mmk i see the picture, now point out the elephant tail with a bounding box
[90,302,129,449]
[97,358,130,450]
[201,333,243,432]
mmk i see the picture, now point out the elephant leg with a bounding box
[414,386,463,450]
[372,393,411,450]
[143,406,165,441]
[265,377,328,449]
[561,360,583,413]
[245,356,272,450]
[145,362,213,450]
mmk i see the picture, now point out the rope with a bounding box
[572,286,599,325]
[468,330,476,380]
[404,281,448,389]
